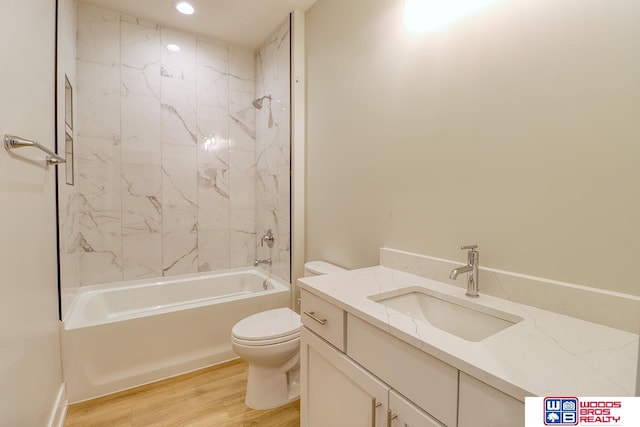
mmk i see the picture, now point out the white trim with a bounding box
[291,8,306,312]
[47,383,68,427]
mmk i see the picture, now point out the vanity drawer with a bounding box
[347,314,458,427]
[300,289,346,351]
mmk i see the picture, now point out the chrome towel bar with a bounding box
[4,133,66,165]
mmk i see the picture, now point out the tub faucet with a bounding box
[449,245,479,298]
[254,258,272,267]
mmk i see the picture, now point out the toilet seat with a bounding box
[232,332,300,347]
[231,308,301,345]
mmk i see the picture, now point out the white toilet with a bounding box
[231,261,346,410]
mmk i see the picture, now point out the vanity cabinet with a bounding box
[347,314,457,426]
[300,289,346,351]
[301,328,443,427]
[390,390,445,427]
[301,327,389,426]
[300,288,524,427]
[458,373,524,427]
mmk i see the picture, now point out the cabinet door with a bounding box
[458,372,524,427]
[301,327,389,427]
[347,314,458,426]
[389,390,445,427]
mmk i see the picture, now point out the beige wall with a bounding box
[0,0,63,424]
[305,0,640,296]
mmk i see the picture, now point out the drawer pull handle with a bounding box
[371,397,382,427]
[386,409,398,427]
[303,311,327,325]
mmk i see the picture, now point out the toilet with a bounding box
[231,261,346,410]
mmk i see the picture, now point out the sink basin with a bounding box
[370,287,523,342]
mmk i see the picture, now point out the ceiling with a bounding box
[81,0,318,48]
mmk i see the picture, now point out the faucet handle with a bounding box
[461,244,478,251]
[261,229,275,248]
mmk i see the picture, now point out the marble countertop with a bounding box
[298,266,639,401]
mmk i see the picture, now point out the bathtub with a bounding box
[62,267,290,403]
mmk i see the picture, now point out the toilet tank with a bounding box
[303,261,346,277]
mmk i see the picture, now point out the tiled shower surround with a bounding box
[256,22,291,282]
[66,3,290,288]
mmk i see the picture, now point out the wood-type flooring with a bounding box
[64,359,300,427]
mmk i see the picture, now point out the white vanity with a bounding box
[298,262,638,427]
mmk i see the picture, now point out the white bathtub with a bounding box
[62,267,290,403]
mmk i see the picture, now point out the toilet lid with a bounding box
[232,308,301,341]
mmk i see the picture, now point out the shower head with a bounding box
[252,95,272,109]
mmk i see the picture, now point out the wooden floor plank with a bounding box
[64,359,300,426]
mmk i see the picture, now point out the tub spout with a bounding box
[254,258,272,267]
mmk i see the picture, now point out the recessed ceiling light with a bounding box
[167,44,181,52]
[176,2,195,15]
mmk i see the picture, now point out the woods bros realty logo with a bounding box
[526,396,640,426]
[543,397,622,425]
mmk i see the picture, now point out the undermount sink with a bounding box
[369,287,523,342]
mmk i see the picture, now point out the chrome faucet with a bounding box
[260,229,275,248]
[449,245,479,298]
[254,258,272,267]
[255,230,274,267]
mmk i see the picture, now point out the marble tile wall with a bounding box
[75,3,265,286]
[255,19,291,282]
[58,0,81,319]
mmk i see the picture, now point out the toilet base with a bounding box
[244,358,300,410]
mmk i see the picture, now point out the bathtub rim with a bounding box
[63,267,291,331]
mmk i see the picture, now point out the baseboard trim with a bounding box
[47,383,68,427]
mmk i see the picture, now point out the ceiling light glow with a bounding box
[404,0,499,32]
[176,2,195,15]
[167,44,181,52]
